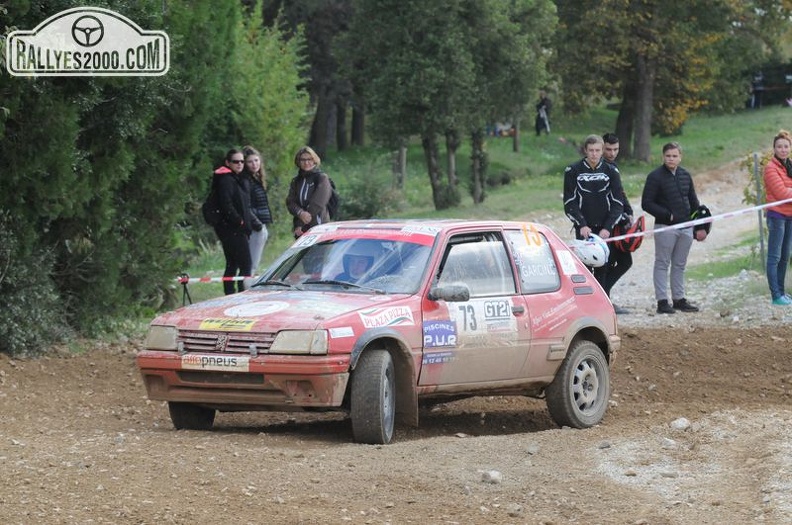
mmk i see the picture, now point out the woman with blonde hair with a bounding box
[285,146,332,238]
[242,146,272,274]
[763,129,792,305]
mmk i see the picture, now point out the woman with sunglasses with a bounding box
[285,146,332,238]
[213,148,261,294]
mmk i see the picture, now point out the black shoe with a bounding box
[673,298,699,313]
[656,300,676,314]
[613,305,630,315]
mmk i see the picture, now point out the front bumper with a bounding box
[137,351,351,410]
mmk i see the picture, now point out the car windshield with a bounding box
[254,237,432,294]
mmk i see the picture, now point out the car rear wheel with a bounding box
[545,340,610,428]
[168,402,216,430]
[350,349,395,444]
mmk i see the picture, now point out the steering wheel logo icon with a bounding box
[71,15,104,47]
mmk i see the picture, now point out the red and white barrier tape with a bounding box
[177,275,257,284]
[607,196,792,244]
[176,197,792,283]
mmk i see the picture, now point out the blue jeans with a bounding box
[766,214,792,300]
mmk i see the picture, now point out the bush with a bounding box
[0,212,71,357]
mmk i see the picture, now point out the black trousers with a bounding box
[593,248,633,297]
[215,225,252,294]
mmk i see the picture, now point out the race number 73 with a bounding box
[457,304,477,331]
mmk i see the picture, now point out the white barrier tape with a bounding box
[177,275,257,284]
[606,196,792,244]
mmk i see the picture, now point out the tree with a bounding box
[264,0,354,158]
[346,0,554,209]
[463,0,556,203]
[0,0,310,351]
[552,0,791,161]
[346,0,477,209]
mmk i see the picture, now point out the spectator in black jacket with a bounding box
[601,133,634,314]
[563,134,626,293]
[641,142,707,314]
[243,146,272,275]
[213,148,261,294]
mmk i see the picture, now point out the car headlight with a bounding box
[144,325,178,350]
[270,330,328,355]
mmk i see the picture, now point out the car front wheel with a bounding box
[168,402,216,430]
[545,340,610,428]
[350,349,396,444]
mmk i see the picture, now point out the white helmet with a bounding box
[568,234,610,268]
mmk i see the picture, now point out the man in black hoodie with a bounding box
[641,142,707,314]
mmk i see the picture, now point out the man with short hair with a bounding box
[641,142,707,314]
[601,133,634,314]
[563,134,626,296]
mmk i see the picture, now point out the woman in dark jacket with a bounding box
[213,148,260,294]
[285,146,332,238]
[243,146,272,274]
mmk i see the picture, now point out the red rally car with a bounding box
[137,220,620,444]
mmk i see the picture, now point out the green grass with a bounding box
[183,105,788,301]
[687,235,764,280]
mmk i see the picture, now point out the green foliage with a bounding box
[227,3,311,240]
[0,0,311,353]
[0,212,71,357]
[321,156,403,219]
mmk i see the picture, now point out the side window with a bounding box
[505,229,561,294]
[437,237,516,297]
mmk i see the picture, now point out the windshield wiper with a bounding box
[302,279,385,294]
[252,279,299,289]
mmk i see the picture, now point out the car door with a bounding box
[503,226,572,380]
[419,231,530,386]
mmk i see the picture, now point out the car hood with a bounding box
[151,289,408,331]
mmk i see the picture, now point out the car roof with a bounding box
[314,219,555,233]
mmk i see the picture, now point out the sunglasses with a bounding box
[230,159,244,164]
[298,157,314,162]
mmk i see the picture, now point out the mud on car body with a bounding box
[137,219,620,444]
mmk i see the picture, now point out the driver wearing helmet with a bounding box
[335,242,378,283]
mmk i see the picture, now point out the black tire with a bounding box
[168,402,216,430]
[350,349,396,444]
[545,340,610,428]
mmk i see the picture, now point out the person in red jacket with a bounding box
[763,129,792,305]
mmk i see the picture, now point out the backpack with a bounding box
[201,184,221,226]
[327,177,341,221]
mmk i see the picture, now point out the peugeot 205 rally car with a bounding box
[137,220,620,444]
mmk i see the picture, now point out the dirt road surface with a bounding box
[2,161,791,525]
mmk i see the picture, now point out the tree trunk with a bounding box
[445,129,460,191]
[336,99,348,151]
[615,76,636,159]
[512,118,520,153]
[392,140,407,189]
[309,94,330,159]
[633,54,655,162]
[351,101,365,146]
[422,134,447,210]
[471,128,487,204]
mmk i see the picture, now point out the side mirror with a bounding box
[427,284,470,302]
